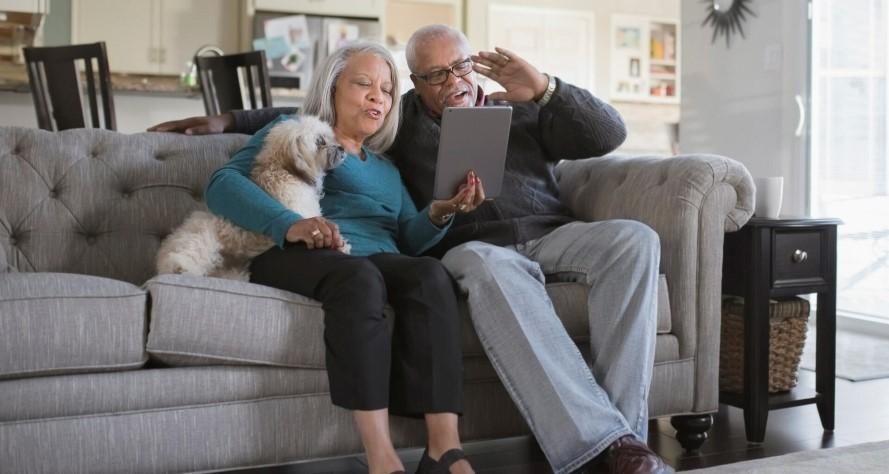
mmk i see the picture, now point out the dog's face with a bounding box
[315,134,347,172]
[292,116,345,176]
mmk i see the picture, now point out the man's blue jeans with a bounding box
[441,220,660,474]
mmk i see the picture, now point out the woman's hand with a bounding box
[429,171,486,226]
[147,113,234,135]
[471,47,549,103]
[286,217,345,250]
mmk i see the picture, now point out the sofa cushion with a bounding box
[0,272,148,380]
[541,274,671,340]
[146,272,674,369]
[145,274,332,368]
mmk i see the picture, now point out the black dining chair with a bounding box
[23,41,116,131]
[195,50,273,116]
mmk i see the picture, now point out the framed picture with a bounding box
[616,27,641,49]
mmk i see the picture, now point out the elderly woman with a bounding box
[204,42,479,474]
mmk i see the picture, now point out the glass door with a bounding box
[811,0,889,321]
[680,0,811,216]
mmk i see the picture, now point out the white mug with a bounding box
[754,177,784,219]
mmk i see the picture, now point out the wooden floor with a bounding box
[230,370,889,473]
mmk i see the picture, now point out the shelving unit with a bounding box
[610,15,679,104]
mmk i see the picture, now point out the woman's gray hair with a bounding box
[302,41,400,154]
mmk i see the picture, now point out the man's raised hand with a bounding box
[471,47,549,103]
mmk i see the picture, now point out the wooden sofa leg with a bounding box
[670,414,713,453]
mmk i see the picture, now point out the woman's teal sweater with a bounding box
[204,115,450,257]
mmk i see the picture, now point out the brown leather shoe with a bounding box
[604,435,673,474]
[572,450,609,474]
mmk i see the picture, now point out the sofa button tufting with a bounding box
[49,190,58,198]
[192,192,202,202]
[9,237,16,246]
[86,235,97,245]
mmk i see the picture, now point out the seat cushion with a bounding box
[146,272,674,369]
[544,274,672,336]
[0,272,148,380]
[145,274,332,368]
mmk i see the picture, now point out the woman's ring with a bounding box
[311,229,322,238]
[458,204,467,212]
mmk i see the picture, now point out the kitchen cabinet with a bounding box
[0,0,49,14]
[252,0,383,19]
[72,0,240,75]
[610,14,680,104]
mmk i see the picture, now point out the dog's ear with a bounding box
[282,127,319,186]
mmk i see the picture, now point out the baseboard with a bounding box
[836,312,889,339]
[805,307,889,339]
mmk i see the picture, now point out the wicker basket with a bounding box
[719,296,811,393]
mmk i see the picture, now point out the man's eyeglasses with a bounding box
[413,59,473,85]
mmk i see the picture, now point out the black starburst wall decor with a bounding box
[702,0,756,47]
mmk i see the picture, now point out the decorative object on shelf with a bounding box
[610,15,680,103]
[702,0,756,47]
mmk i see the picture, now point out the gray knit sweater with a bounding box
[231,77,627,257]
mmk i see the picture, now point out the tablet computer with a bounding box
[433,106,512,200]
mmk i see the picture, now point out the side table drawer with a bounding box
[773,230,825,287]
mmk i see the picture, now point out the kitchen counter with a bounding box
[0,62,305,99]
[0,61,304,133]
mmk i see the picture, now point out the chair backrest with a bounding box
[22,42,116,131]
[196,50,273,116]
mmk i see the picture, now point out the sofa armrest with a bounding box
[555,154,753,232]
[555,153,754,413]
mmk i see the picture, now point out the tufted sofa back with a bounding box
[0,127,249,285]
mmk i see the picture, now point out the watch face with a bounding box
[703,0,756,47]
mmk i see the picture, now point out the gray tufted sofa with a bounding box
[0,126,754,473]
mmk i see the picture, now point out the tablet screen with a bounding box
[433,106,512,200]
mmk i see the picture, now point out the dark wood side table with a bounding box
[720,217,842,443]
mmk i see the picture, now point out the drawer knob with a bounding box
[792,249,808,263]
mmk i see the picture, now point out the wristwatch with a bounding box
[535,73,557,107]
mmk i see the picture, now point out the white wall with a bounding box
[466,0,680,98]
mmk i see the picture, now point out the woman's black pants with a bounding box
[250,244,463,417]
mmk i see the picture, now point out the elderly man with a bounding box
[149,25,671,474]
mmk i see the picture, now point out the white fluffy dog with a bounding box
[156,116,347,281]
